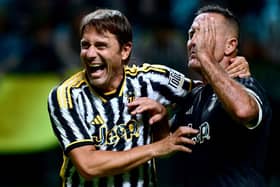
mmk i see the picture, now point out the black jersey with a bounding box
[170,77,272,187]
[47,63,201,187]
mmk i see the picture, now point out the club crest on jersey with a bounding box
[126,91,135,103]
[169,71,184,89]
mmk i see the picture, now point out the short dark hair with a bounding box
[196,4,240,40]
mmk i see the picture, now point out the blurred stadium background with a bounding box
[0,0,279,186]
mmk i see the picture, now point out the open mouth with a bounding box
[88,64,106,72]
[189,50,196,59]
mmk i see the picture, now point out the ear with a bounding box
[225,37,238,56]
[121,42,132,63]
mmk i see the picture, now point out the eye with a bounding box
[95,42,107,49]
[80,40,90,49]
[188,29,195,40]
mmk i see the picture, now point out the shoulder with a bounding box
[125,63,192,84]
[235,77,265,91]
[58,71,87,90]
[236,76,272,125]
[234,77,269,101]
[48,70,87,109]
[125,63,173,76]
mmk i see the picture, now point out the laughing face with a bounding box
[80,25,131,92]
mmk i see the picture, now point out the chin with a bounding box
[188,59,200,68]
[87,76,105,88]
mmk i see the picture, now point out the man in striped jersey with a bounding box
[47,8,250,187]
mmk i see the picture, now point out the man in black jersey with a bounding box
[47,8,252,187]
[160,4,272,187]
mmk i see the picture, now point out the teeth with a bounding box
[88,64,102,68]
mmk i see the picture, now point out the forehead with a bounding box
[82,25,110,37]
[191,12,224,28]
[81,25,117,42]
[82,24,106,36]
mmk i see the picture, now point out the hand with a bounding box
[226,56,251,78]
[194,15,216,62]
[127,97,167,125]
[153,126,199,157]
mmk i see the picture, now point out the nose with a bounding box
[187,38,194,53]
[86,45,97,58]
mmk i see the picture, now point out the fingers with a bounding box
[227,68,247,78]
[228,71,250,78]
[194,15,216,57]
[174,144,193,153]
[149,114,163,125]
[198,15,214,35]
[168,127,199,153]
[127,97,150,115]
[227,56,251,78]
[154,126,199,156]
[128,98,163,114]
[172,126,199,137]
[174,135,196,146]
[237,72,251,78]
[127,97,153,109]
[227,56,247,70]
[127,97,167,123]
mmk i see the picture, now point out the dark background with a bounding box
[0,0,279,186]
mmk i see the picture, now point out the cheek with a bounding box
[186,41,192,54]
[214,51,222,62]
[213,44,225,60]
[110,60,123,72]
[80,50,86,59]
[80,51,88,66]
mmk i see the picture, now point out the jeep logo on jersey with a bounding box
[92,119,140,147]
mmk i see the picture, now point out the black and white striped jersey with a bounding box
[47,63,201,187]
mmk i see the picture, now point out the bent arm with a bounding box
[69,126,198,180]
[194,16,259,128]
[69,144,156,180]
[199,53,259,128]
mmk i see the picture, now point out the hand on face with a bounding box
[193,15,216,61]
[187,14,217,70]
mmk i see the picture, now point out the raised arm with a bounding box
[192,15,259,128]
